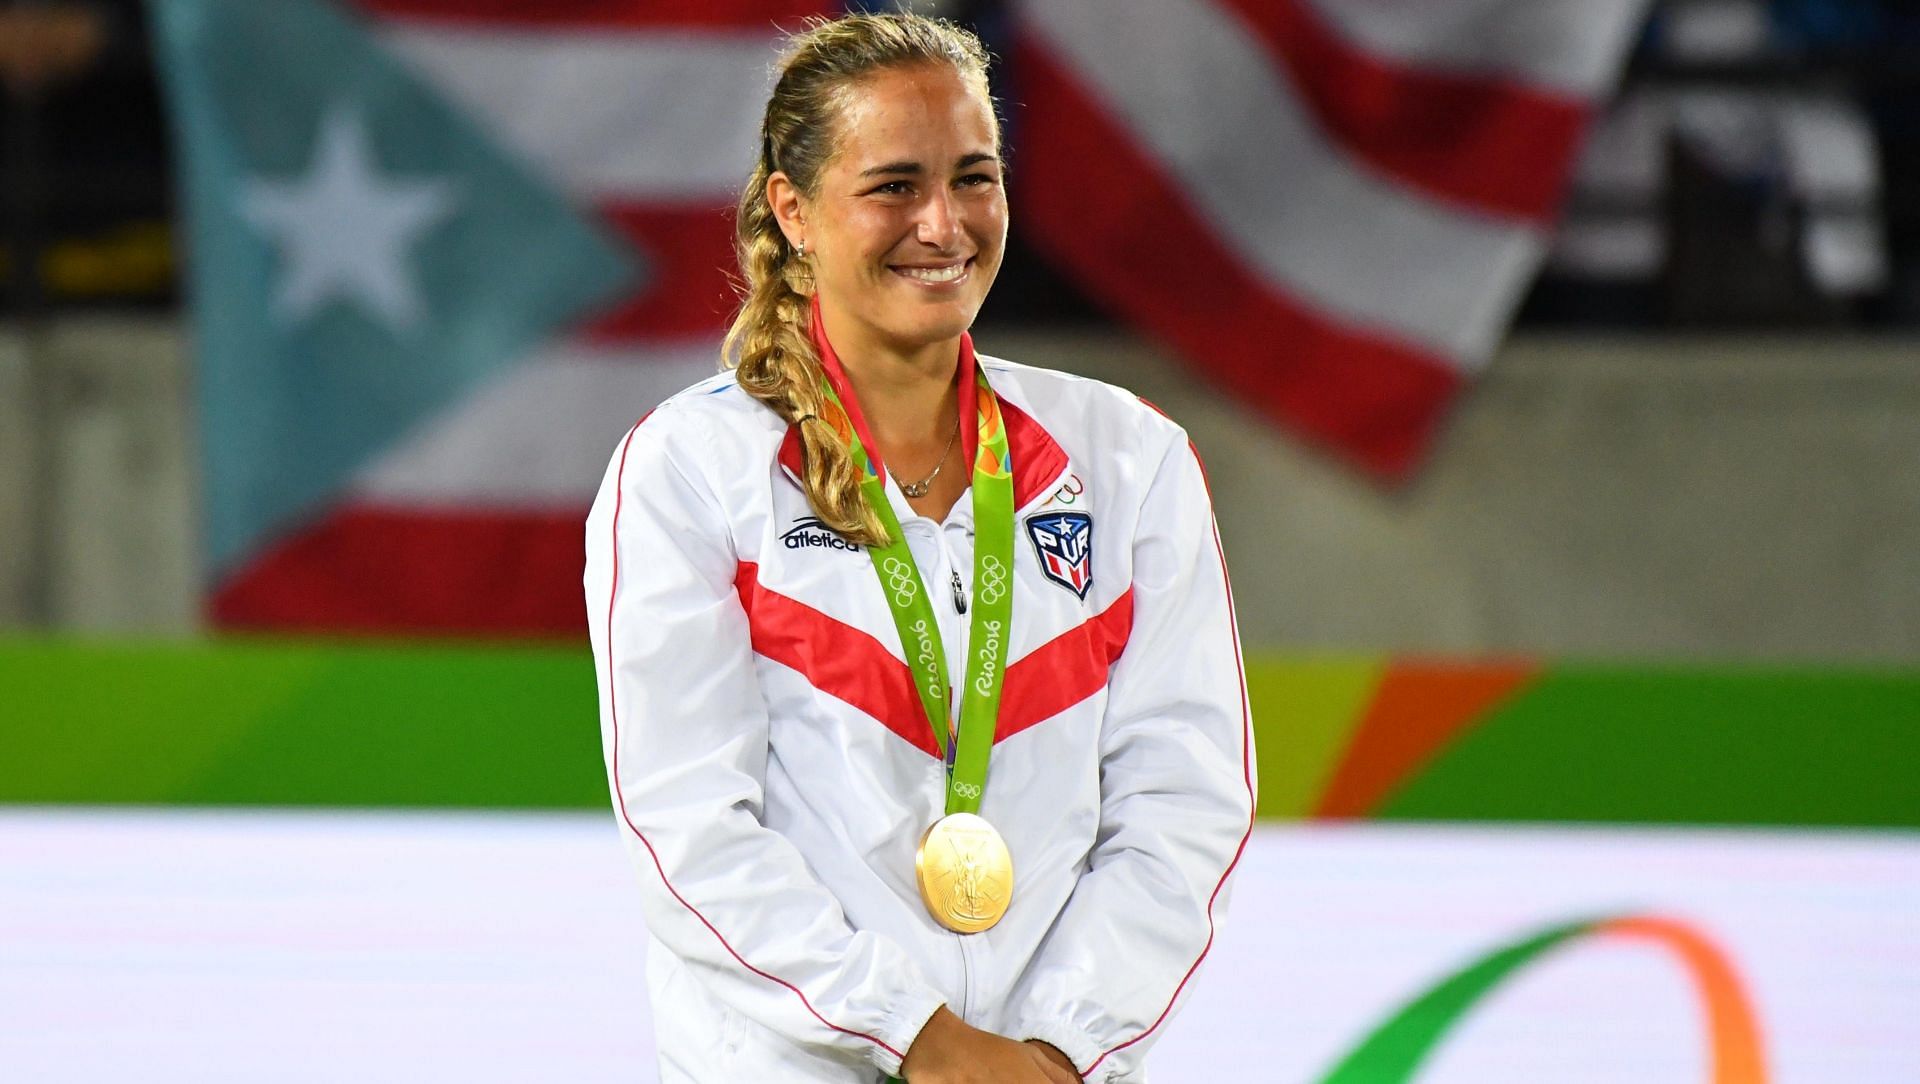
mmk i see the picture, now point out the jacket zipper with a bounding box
[931,522,976,1023]
[956,932,975,1022]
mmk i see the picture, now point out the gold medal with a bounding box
[817,349,1019,937]
[914,812,1014,934]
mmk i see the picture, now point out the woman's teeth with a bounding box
[898,262,967,283]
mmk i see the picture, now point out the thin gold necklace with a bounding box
[895,412,962,498]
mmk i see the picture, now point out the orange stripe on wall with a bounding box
[1313,660,1536,817]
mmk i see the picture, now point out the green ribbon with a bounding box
[819,366,1014,817]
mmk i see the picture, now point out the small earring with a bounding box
[796,239,806,258]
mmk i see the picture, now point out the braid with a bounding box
[723,12,995,548]
[726,161,887,545]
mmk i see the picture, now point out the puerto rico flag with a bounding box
[154,0,1644,637]
[1012,0,1649,478]
[154,0,831,635]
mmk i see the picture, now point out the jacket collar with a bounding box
[776,300,1069,514]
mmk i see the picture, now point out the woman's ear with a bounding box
[766,171,808,251]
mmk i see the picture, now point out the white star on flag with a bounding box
[241,107,458,332]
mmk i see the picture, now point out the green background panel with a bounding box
[1377,666,1920,829]
[3,636,603,808]
[6,639,1918,826]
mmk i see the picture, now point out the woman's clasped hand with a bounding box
[897,1007,1081,1083]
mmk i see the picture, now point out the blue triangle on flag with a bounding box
[150,0,639,573]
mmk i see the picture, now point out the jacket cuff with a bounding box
[869,989,949,1078]
[1017,1021,1107,1081]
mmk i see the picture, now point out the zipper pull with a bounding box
[950,569,968,615]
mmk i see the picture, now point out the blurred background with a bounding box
[1,0,1915,1080]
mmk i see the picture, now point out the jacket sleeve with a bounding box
[1006,427,1257,1083]
[583,408,949,1078]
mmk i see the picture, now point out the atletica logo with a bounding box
[780,517,859,553]
[974,619,1003,696]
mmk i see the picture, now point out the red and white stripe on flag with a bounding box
[213,2,832,635]
[1012,0,1647,479]
[215,0,1647,635]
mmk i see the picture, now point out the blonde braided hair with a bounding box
[725,13,994,546]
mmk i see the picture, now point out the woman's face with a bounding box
[779,63,1007,357]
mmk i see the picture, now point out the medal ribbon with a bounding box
[816,367,1013,816]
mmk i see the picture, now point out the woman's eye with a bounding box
[870,181,911,196]
[957,173,996,188]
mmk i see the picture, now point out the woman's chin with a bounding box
[883,298,983,347]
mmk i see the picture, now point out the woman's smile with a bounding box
[890,257,974,288]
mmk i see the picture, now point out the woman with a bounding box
[585,14,1254,1083]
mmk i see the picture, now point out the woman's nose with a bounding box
[916,189,961,250]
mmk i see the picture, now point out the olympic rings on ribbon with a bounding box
[882,557,919,607]
[976,555,1009,605]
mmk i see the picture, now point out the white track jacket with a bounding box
[584,342,1255,1083]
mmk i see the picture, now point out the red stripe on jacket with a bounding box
[734,561,938,758]
[736,562,1134,754]
[999,589,1133,743]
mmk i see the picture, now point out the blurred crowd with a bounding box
[0,0,169,313]
[1538,0,1920,326]
[2,0,1918,328]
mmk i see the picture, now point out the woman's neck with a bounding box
[817,299,960,451]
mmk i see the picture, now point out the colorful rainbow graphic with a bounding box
[1322,914,1768,1083]
[811,394,875,479]
[973,374,1011,479]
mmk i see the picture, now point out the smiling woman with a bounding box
[583,13,1255,1084]
[732,17,1009,538]
[771,66,1005,371]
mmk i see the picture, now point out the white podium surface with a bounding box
[2,810,1914,1082]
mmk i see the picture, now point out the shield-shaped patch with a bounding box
[1025,511,1093,599]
